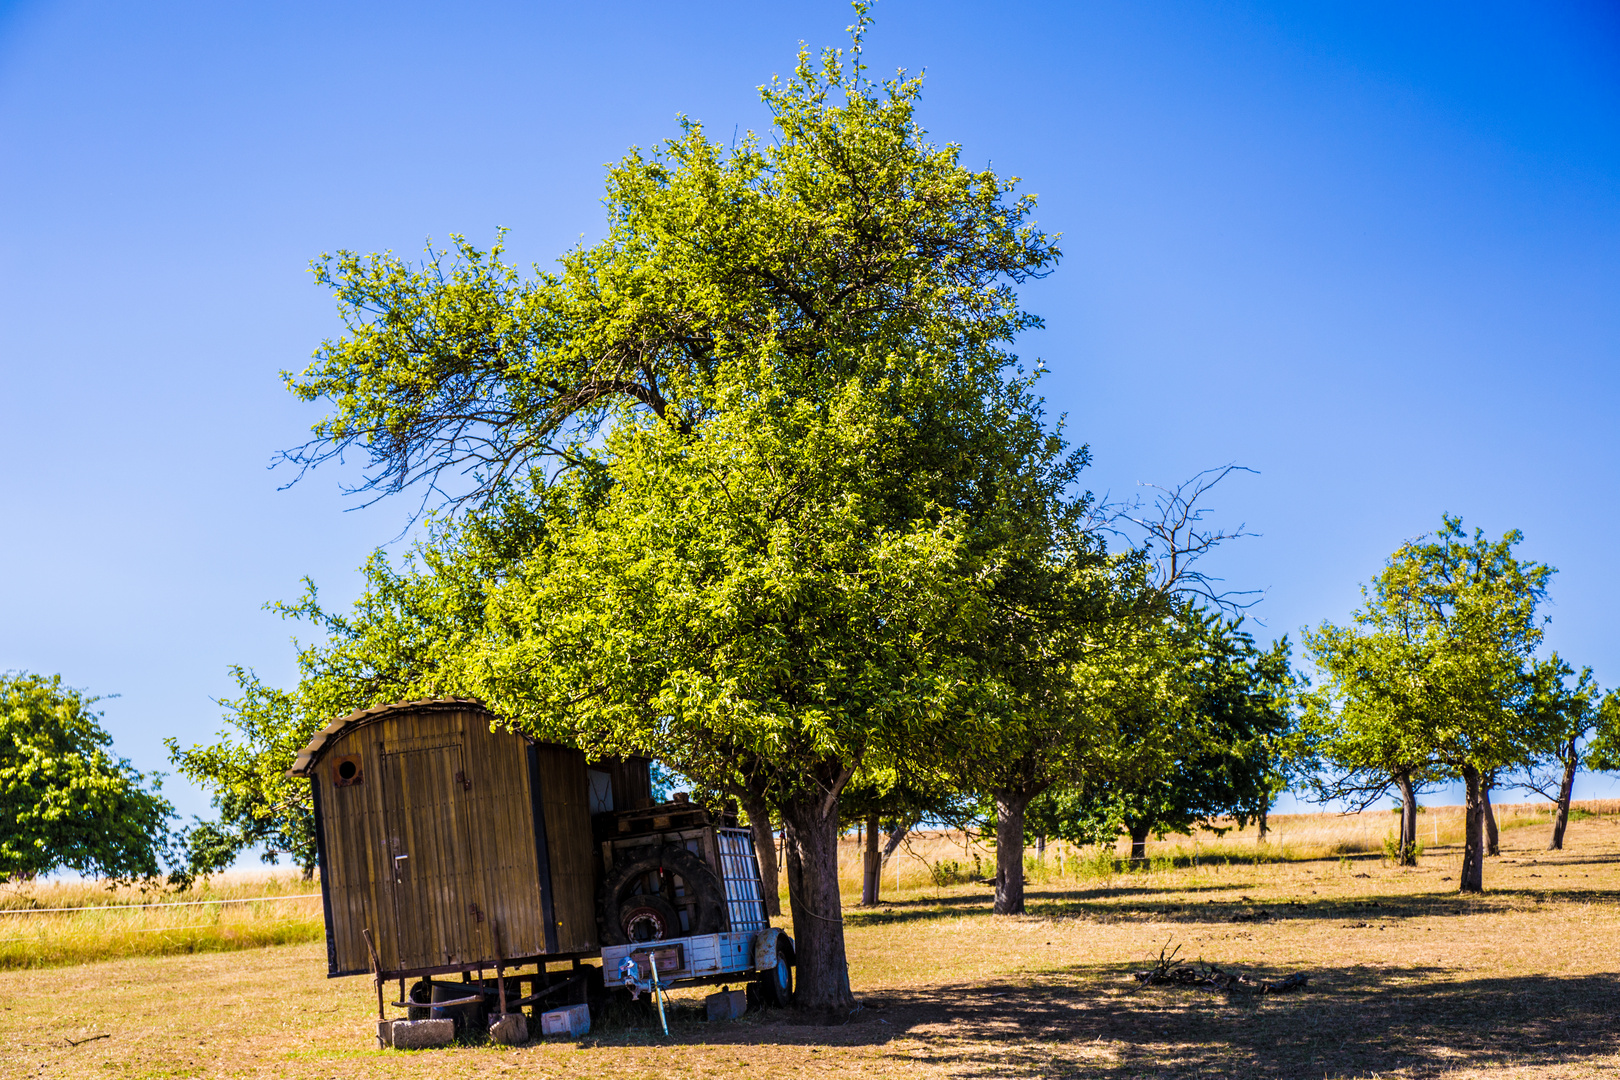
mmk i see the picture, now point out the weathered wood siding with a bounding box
[310,705,593,976]
[531,745,596,953]
[603,756,653,810]
[463,717,550,962]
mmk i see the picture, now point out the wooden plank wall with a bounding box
[379,740,481,971]
[602,756,653,810]
[533,745,598,953]
[313,707,554,976]
[464,715,548,961]
[318,714,405,976]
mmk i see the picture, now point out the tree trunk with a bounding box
[859,812,881,906]
[743,794,781,917]
[780,794,855,1012]
[992,790,1031,916]
[1483,785,1500,856]
[1397,770,1419,866]
[1460,765,1485,893]
[1127,819,1150,862]
[878,820,910,866]
[1549,739,1578,851]
[1258,805,1269,844]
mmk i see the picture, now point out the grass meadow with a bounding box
[1,800,1617,1078]
[0,870,324,969]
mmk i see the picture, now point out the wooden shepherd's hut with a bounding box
[288,698,645,980]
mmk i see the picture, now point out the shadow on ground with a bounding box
[842,883,1620,933]
[595,964,1620,1078]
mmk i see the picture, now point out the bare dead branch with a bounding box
[1090,464,1262,614]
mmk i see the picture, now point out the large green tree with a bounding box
[1305,517,1557,892]
[192,12,1080,1011]
[0,673,173,884]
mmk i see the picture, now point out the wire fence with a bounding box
[0,893,322,916]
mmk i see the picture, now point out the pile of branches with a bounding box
[1132,943,1309,995]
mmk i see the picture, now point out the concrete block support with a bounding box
[388,1018,455,1049]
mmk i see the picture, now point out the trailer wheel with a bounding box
[599,844,727,946]
[757,934,794,1008]
[619,894,680,942]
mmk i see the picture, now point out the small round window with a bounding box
[332,755,363,788]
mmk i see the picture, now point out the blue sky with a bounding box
[2,0,1617,835]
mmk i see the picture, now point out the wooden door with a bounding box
[381,744,483,972]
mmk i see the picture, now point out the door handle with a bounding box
[394,854,408,881]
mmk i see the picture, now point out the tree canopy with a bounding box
[0,672,173,884]
[183,12,1102,1010]
[1024,609,1296,861]
[1304,516,1557,891]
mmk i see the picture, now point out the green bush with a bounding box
[928,853,985,887]
[1382,830,1424,862]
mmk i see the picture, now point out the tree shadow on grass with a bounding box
[1028,885,1620,925]
[844,882,1303,928]
[628,964,1620,1078]
[1498,853,1620,868]
[843,881,1620,933]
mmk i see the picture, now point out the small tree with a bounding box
[1028,611,1294,861]
[1299,633,1443,866]
[0,673,173,884]
[1585,695,1620,806]
[1513,661,1610,851]
[1307,517,1557,893]
[942,536,1165,915]
[839,766,962,908]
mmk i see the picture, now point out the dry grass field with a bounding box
[2,802,1617,1079]
[0,870,323,969]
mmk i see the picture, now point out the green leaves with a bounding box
[1026,610,1299,847]
[1303,516,1559,799]
[0,673,173,883]
[281,30,1061,520]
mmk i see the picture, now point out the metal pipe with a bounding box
[650,955,669,1037]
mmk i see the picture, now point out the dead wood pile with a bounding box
[1132,943,1309,995]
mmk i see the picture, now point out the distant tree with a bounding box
[1306,517,1557,892]
[839,765,965,908]
[1585,695,1620,801]
[1513,661,1612,850]
[1031,611,1296,861]
[0,672,173,884]
[1120,614,1293,859]
[1299,634,1444,866]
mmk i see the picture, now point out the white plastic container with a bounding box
[539,1003,592,1038]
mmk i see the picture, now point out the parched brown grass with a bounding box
[2,803,1618,1079]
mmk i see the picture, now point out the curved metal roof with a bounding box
[286,697,492,777]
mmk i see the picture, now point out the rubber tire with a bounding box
[406,979,433,1020]
[618,893,680,942]
[598,844,727,946]
[757,934,794,1008]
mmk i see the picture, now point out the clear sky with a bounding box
[2,0,1617,832]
